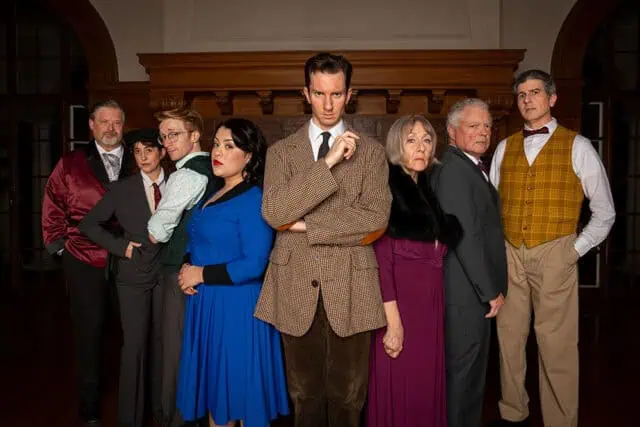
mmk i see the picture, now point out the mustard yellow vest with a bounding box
[499,126,583,248]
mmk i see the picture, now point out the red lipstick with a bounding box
[213,160,223,166]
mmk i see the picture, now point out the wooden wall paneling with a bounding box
[90,81,153,130]
[138,50,525,147]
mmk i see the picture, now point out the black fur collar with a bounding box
[386,163,461,246]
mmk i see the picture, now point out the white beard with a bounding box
[97,135,121,147]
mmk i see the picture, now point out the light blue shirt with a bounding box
[147,152,209,243]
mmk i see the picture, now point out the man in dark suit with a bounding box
[431,98,508,427]
[79,129,166,427]
[42,100,134,426]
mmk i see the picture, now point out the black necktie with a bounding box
[318,132,331,160]
[523,126,549,138]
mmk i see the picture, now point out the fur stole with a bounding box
[386,163,462,247]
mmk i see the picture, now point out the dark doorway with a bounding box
[0,0,89,290]
[582,0,640,292]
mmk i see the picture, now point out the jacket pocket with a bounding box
[269,246,292,266]
[351,248,378,270]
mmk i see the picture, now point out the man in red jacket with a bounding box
[42,100,133,427]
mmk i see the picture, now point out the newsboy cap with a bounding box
[123,128,162,149]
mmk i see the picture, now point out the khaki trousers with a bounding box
[497,234,579,427]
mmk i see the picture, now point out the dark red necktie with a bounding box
[523,126,549,138]
[152,183,161,210]
[477,159,490,178]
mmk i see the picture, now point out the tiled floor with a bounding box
[1,277,638,427]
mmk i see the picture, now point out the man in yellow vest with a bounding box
[491,70,615,427]
[489,69,615,427]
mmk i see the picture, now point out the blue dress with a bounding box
[176,183,289,426]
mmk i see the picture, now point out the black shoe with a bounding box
[83,418,101,427]
[489,418,531,427]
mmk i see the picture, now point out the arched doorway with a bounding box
[552,0,640,293]
[0,0,118,290]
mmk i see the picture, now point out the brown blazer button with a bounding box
[311,280,319,288]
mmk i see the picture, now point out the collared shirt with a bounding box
[490,118,616,256]
[308,119,346,161]
[147,151,209,243]
[95,141,124,177]
[140,169,166,213]
[462,151,489,181]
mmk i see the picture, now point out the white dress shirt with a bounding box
[490,118,616,256]
[95,141,124,180]
[140,169,166,213]
[308,119,346,161]
[462,151,489,181]
[147,152,209,243]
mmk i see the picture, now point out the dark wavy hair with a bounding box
[304,52,353,90]
[212,118,267,186]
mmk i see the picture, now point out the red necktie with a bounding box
[523,126,549,138]
[477,159,490,179]
[152,183,161,210]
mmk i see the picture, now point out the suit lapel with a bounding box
[133,172,153,218]
[286,123,315,171]
[448,145,499,206]
[84,141,110,186]
[119,146,134,179]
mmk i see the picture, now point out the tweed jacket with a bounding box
[255,123,392,337]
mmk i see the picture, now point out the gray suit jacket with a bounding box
[431,145,507,308]
[79,172,163,286]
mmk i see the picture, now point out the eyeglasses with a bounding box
[158,131,191,145]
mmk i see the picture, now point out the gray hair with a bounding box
[385,114,438,167]
[513,69,556,96]
[446,98,490,129]
[89,99,126,122]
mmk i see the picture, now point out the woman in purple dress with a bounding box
[367,115,461,427]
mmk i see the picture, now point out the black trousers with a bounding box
[159,271,186,427]
[281,296,371,427]
[445,302,492,427]
[62,251,110,421]
[116,281,163,427]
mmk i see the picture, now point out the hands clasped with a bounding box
[179,263,204,296]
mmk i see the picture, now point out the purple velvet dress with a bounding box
[367,234,447,427]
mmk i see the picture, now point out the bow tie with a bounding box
[523,127,549,138]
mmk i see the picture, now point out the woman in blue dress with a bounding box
[176,118,289,427]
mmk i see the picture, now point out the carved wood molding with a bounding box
[138,50,524,116]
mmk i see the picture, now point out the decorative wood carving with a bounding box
[214,91,233,115]
[427,90,446,115]
[257,90,274,115]
[386,90,402,114]
[138,50,524,120]
[346,89,358,114]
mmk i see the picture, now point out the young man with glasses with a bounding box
[147,107,219,427]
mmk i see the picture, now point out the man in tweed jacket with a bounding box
[255,52,391,427]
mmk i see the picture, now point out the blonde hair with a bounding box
[385,115,438,167]
[155,107,204,136]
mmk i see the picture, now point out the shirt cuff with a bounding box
[202,264,233,286]
[46,238,66,255]
[574,236,590,258]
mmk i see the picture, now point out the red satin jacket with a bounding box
[42,142,132,268]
